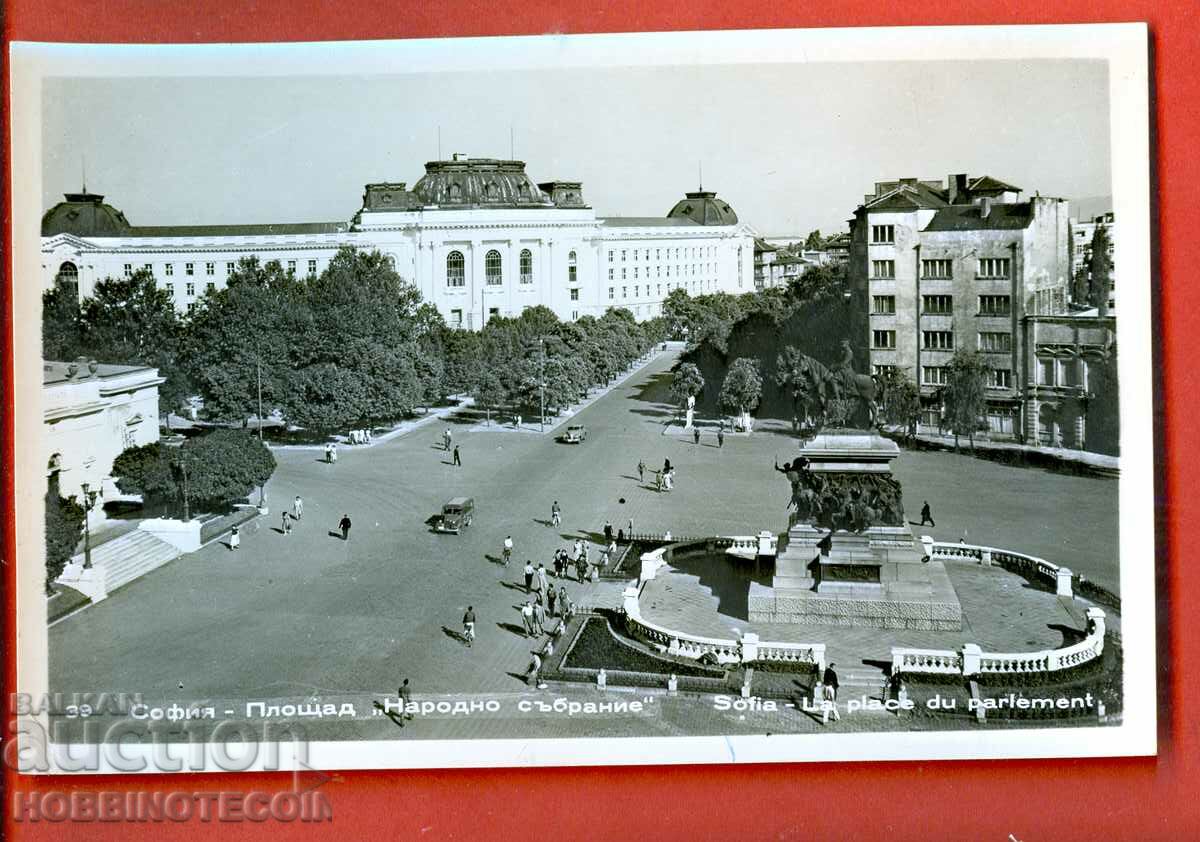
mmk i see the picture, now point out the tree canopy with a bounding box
[943,351,990,450]
[720,357,764,417]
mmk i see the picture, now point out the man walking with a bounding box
[717,428,725,448]
[293,495,304,520]
[503,535,514,566]
[398,678,413,726]
[462,605,476,647]
[452,445,461,467]
[920,501,935,527]
[693,427,701,446]
[527,651,543,687]
[521,599,536,637]
[822,662,841,723]
[637,459,646,484]
[537,563,550,596]
[551,501,561,527]
[558,586,572,621]
[443,428,452,451]
[547,586,558,617]
[281,511,291,535]
[523,559,535,593]
[338,513,352,541]
[603,520,614,543]
[532,599,546,635]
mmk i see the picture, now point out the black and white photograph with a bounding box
[10,24,1155,771]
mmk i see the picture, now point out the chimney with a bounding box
[948,173,968,204]
[980,196,992,219]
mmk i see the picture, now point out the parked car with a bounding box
[435,497,474,533]
[560,424,587,443]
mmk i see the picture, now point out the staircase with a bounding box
[57,529,181,604]
[831,664,891,703]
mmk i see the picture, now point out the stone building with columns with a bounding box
[41,155,757,328]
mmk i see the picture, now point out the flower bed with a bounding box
[561,616,728,678]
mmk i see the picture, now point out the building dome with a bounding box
[666,190,739,226]
[411,157,554,207]
[42,191,132,237]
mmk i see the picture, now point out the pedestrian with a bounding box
[527,651,543,687]
[452,445,461,467]
[398,678,412,726]
[920,501,935,527]
[822,663,841,723]
[325,443,333,464]
[229,526,240,551]
[365,428,372,444]
[537,563,549,595]
[547,586,558,617]
[960,530,969,545]
[693,427,701,446]
[281,510,291,535]
[516,414,523,429]
[575,555,587,583]
[524,560,535,592]
[330,443,338,464]
[627,518,634,539]
[503,535,514,566]
[338,513,352,541]
[663,457,672,474]
[655,470,663,493]
[603,520,613,543]
[637,459,646,483]
[717,429,725,448]
[293,495,303,520]
[607,538,617,557]
[521,600,536,637]
[663,530,673,541]
[573,538,583,560]
[792,415,800,434]
[551,501,561,527]
[552,549,562,578]
[532,600,546,635]
[462,605,476,647]
[558,586,572,620]
[443,428,452,451]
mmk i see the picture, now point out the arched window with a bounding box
[485,250,503,285]
[567,250,577,285]
[449,183,462,201]
[55,261,78,295]
[485,181,500,199]
[446,251,465,287]
[520,249,533,284]
[518,183,530,201]
[737,246,743,287]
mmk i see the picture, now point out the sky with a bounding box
[42,59,1112,236]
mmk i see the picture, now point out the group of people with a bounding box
[691,422,726,448]
[347,428,373,445]
[637,457,676,494]
[323,443,339,464]
[519,583,575,637]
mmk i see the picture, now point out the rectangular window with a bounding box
[608,268,614,280]
[226,262,235,275]
[489,307,500,318]
[608,287,614,300]
[165,284,174,298]
[657,284,662,296]
[978,295,1011,316]
[206,262,215,276]
[308,259,317,274]
[872,260,895,279]
[571,310,579,321]
[871,224,895,243]
[922,331,954,350]
[186,282,195,297]
[568,265,577,284]
[656,249,661,260]
[205,281,215,294]
[450,308,462,326]
[921,259,953,279]
[166,263,174,276]
[187,302,198,314]
[989,369,1012,388]
[185,263,194,276]
[143,263,153,273]
[978,332,1012,352]
[634,267,639,279]
[872,364,897,377]
[872,295,896,314]
[922,366,949,386]
[570,288,579,301]
[123,263,133,277]
[1061,359,1082,387]
[977,257,1011,279]
[922,294,953,314]
[608,250,614,263]
[287,260,296,273]
[872,330,896,349]
[622,268,627,280]
[1038,358,1055,385]
[622,286,627,298]
[621,250,626,262]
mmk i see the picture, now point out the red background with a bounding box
[3,2,1194,839]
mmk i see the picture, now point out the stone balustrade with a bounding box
[893,607,1106,678]
[926,540,1074,598]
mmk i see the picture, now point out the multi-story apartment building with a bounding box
[850,173,1071,438]
[42,155,757,328]
[1070,211,1116,311]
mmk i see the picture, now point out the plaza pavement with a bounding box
[48,348,1119,740]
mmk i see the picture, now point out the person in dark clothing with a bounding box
[821,663,841,722]
[663,457,672,475]
[338,514,352,540]
[452,445,462,467]
[717,429,725,448]
[920,501,935,527]
[603,520,614,543]
[693,427,701,445]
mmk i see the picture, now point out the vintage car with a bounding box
[559,424,587,443]
[435,497,474,534]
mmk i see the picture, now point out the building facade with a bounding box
[41,156,757,328]
[1070,211,1116,311]
[44,359,163,504]
[850,173,1071,438]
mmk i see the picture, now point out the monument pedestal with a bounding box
[750,429,963,631]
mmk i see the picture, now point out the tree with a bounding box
[775,345,823,423]
[42,285,83,361]
[470,366,507,426]
[669,362,705,409]
[112,442,179,503]
[876,368,922,439]
[1087,225,1113,316]
[45,475,84,595]
[804,229,823,251]
[786,260,847,303]
[943,351,990,451]
[720,357,764,431]
[180,430,276,510]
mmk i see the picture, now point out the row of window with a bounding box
[870,294,1012,319]
[608,247,715,263]
[446,249,577,288]
[1037,357,1088,389]
[608,264,713,281]
[871,329,1013,352]
[123,259,320,278]
[920,367,1012,388]
[608,280,709,300]
[870,258,1012,280]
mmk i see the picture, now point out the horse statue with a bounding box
[785,341,883,429]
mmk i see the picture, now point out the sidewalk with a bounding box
[267,396,474,452]
[893,428,1119,477]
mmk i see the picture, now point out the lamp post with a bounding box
[539,337,546,433]
[256,356,266,509]
[80,482,100,569]
[180,455,191,522]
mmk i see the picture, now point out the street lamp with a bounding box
[256,356,266,509]
[539,337,546,433]
[180,455,191,522]
[80,482,100,569]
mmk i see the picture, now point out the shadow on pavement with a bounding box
[441,626,469,645]
[497,622,530,638]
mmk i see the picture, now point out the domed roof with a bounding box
[411,157,555,207]
[666,190,739,226]
[42,191,132,237]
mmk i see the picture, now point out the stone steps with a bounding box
[71,529,181,595]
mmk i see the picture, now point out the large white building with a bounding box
[41,156,757,328]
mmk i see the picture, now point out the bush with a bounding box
[45,479,84,595]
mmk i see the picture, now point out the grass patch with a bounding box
[561,617,726,678]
